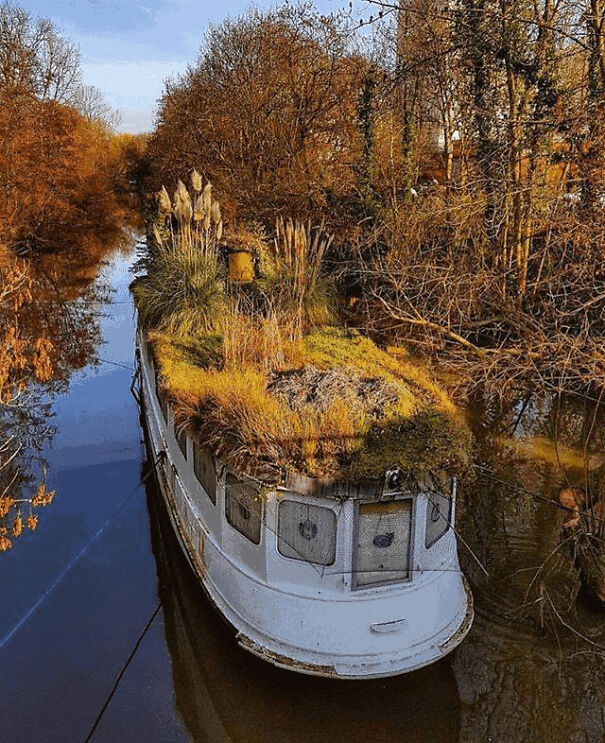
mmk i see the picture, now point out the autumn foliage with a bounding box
[0,2,139,550]
[144,6,369,222]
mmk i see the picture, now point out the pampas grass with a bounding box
[134,178,227,333]
[269,217,335,340]
[134,246,226,334]
[191,169,203,192]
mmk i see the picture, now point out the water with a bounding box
[2,236,605,742]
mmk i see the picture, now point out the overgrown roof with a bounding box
[149,326,471,483]
[135,180,472,485]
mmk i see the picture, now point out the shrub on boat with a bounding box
[133,178,472,483]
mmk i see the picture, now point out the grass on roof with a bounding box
[148,325,471,482]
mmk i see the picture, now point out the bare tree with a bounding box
[0,1,81,101]
[70,83,120,127]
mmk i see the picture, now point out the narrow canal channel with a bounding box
[3,234,605,742]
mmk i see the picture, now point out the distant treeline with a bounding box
[0,1,145,256]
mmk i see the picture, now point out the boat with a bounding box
[144,467,463,741]
[134,326,473,679]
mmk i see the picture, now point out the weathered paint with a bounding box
[136,327,473,678]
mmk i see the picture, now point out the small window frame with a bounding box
[424,491,452,549]
[193,443,217,505]
[277,499,337,567]
[224,473,263,545]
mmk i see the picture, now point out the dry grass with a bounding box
[222,297,286,370]
[260,218,335,341]
[150,325,471,480]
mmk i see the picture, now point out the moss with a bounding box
[301,327,455,415]
[350,410,472,480]
[148,324,471,482]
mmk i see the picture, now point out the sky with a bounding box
[23,0,342,133]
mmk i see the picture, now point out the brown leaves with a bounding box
[31,484,55,507]
[0,497,16,519]
[32,337,54,382]
[0,530,12,552]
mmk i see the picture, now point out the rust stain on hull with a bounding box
[238,634,338,678]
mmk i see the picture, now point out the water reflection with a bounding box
[454,393,605,743]
[0,223,139,551]
[145,467,461,743]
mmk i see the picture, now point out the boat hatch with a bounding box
[353,499,413,588]
[278,500,337,566]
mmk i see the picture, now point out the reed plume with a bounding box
[271,217,334,340]
[136,177,226,333]
[191,169,203,192]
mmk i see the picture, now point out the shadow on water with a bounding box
[144,465,462,743]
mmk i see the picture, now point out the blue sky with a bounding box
[25,0,344,132]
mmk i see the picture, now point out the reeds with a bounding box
[222,295,286,370]
[134,175,227,334]
[270,217,334,340]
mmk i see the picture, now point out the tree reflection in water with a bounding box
[454,392,605,743]
[0,222,138,550]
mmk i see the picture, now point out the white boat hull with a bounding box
[136,331,473,678]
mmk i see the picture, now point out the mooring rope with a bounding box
[84,601,162,743]
[0,454,162,651]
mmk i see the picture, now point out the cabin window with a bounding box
[225,474,262,544]
[157,382,168,424]
[278,500,336,566]
[193,444,216,504]
[176,426,187,459]
[425,492,452,548]
[354,499,412,588]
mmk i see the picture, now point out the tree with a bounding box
[0,2,81,101]
[145,6,369,221]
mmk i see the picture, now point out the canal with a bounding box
[2,233,605,742]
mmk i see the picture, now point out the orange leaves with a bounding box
[0,91,124,254]
[0,497,16,519]
[0,529,12,552]
[0,485,51,555]
[31,484,55,507]
[32,337,54,382]
[0,253,57,400]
